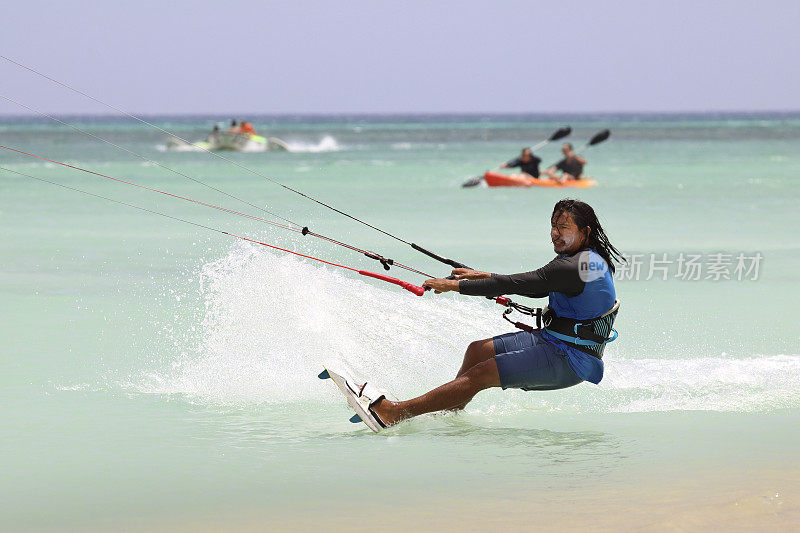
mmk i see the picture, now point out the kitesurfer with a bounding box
[501,147,542,178]
[369,199,623,428]
[541,143,586,182]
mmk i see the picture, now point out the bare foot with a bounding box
[371,398,403,427]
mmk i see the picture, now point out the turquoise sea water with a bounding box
[2,113,800,530]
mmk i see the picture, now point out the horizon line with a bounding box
[2,109,800,119]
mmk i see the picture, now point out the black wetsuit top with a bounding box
[555,157,584,178]
[460,252,587,300]
[506,155,541,178]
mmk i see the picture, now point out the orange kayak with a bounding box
[484,171,597,188]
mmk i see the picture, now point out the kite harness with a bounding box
[496,297,620,358]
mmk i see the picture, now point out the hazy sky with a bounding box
[1,0,798,115]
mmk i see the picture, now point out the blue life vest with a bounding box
[542,249,618,384]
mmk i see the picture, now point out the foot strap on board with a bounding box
[351,381,389,429]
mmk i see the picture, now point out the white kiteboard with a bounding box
[318,366,391,433]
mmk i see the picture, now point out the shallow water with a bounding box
[1,112,799,530]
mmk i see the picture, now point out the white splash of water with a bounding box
[156,143,204,152]
[133,243,800,414]
[595,354,800,412]
[136,242,497,405]
[284,135,340,153]
[391,142,413,150]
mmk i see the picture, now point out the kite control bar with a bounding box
[358,270,426,296]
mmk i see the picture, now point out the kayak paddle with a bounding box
[461,126,572,188]
[531,126,572,151]
[578,129,610,152]
[543,129,611,170]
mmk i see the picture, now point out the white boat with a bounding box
[166,127,289,152]
[206,131,290,151]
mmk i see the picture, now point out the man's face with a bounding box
[551,211,586,254]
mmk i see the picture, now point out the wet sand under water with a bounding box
[67,466,799,532]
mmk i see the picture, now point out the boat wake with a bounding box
[156,142,203,152]
[283,135,341,153]
[157,135,341,153]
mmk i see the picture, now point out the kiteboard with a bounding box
[318,366,390,433]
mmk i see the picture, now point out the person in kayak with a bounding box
[541,143,587,182]
[500,147,542,178]
[369,198,623,428]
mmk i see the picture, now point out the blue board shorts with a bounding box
[493,330,583,391]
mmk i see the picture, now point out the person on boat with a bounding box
[239,121,256,135]
[541,143,587,182]
[205,124,220,142]
[227,119,240,133]
[366,199,623,429]
[501,147,542,178]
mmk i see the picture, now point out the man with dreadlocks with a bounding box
[357,199,624,429]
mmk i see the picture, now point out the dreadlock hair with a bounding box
[552,198,625,273]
